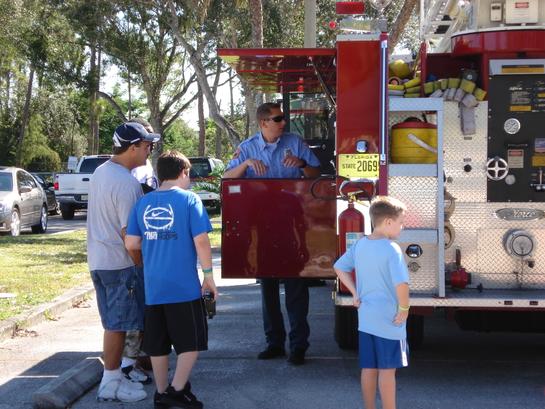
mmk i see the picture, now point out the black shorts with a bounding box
[143,298,208,356]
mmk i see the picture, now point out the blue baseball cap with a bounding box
[113,122,161,147]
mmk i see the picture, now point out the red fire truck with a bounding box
[219,0,545,349]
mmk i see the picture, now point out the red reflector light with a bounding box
[54,182,59,190]
[336,1,365,15]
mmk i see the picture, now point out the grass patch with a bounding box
[209,214,221,248]
[0,231,89,321]
[209,226,221,247]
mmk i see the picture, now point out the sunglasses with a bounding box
[265,115,285,123]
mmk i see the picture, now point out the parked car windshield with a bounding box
[0,172,13,191]
[79,157,110,173]
[189,158,212,178]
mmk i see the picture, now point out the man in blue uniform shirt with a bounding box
[224,102,320,365]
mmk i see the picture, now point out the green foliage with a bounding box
[192,161,225,195]
[20,113,62,171]
[97,86,149,154]
[162,119,199,157]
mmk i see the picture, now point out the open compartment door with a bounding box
[221,178,337,279]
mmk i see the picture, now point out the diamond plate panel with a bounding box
[443,102,488,203]
[398,243,438,293]
[447,202,545,290]
[387,177,438,228]
[476,229,545,289]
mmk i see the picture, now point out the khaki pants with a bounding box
[124,330,144,358]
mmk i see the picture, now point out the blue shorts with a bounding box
[91,266,145,331]
[359,331,409,369]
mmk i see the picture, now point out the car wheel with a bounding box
[49,201,60,216]
[31,205,48,233]
[10,208,21,237]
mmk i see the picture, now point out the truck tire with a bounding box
[61,205,75,220]
[31,205,48,234]
[334,305,358,350]
[407,314,424,350]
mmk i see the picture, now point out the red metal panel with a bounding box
[336,1,365,15]
[451,29,545,56]
[221,179,337,279]
[336,40,381,155]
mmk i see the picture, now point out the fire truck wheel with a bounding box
[407,314,424,350]
[334,305,358,350]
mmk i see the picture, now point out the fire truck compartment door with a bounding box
[221,178,337,279]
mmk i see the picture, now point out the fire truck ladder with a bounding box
[420,0,472,52]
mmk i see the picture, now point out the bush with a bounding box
[25,150,62,172]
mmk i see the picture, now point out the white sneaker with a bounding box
[97,378,147,402]
[121,377,144,390]
[122,364,152,384]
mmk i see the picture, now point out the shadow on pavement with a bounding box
[0,351,100,406]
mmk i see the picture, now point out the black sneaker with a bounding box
[257,346,286,360]
[287,349,306,366]
[154,385,203,409]
[182,382,200,405]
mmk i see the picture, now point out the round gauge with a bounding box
[511,234,534,257]
[504,230,535,258]
[503,118,521,135]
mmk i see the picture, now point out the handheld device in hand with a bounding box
[203,292,216,319]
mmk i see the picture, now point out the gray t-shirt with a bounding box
[87,160,143,271]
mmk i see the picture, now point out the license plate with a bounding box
[80,195,88,201]
[338,154,380,178]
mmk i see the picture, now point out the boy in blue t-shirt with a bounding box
[334,196,409,409]
[125,150,218,409]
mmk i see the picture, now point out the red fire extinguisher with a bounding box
[338,197,364,256]
[337,196,364,294]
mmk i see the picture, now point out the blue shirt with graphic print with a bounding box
[334,237,410,340]
[226,131,320,178]
[126,188,212,305]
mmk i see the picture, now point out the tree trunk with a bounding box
[88,44,98,154]
[167,0,241,148]
[4,70,10,118]
[127,65,132,120]
[15,65,34,167]
[243,85,260,136]
[246,0,264,136]
[94,46,102,153]
[198,85,205,156]
[215,126,222,158]
[248,0,263,47]
[388,0,419,53]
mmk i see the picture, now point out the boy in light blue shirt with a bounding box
[334,196,410,409]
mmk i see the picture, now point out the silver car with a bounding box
[0,167,48,236]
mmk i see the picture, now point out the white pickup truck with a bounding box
[54,155,112,219]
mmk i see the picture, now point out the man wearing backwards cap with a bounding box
[87,122,160,402]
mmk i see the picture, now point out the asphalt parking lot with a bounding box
[2,279,545,409]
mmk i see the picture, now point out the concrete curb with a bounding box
[0,283,95,343]
[33,357,103,409]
